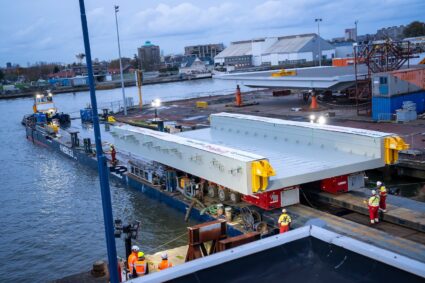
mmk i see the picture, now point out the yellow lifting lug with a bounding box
[384,136,409,165]
[251,159,276,193]
[107,116,116,123]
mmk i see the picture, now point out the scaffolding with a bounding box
[353,40,413,115]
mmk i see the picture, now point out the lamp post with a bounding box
[114,5,127,116]
[315,18,323,67]
[151,98,161,120]
[78,1,119,282]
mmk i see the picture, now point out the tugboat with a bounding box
[22,91,70,127]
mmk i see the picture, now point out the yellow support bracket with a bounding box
[271,69,297,77]
[384,136,409,164]
[251,160,276,193]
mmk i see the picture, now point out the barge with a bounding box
[23,95,425,281]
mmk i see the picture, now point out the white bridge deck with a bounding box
[113,113,400,195]
[214,65,368,90]
[178,113,394,191]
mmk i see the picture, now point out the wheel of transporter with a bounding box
[218,187,230,202]
[207,184,218,198]
[230,191,241,204]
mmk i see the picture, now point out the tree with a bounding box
[403,21,425,38]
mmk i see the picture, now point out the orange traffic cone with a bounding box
[310,95,318,110]
[235,85,242,107]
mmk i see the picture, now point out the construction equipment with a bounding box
[185,220,227,262]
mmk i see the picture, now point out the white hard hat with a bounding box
[282,208,287,213]
[376,181,382,187]
[131,245,139,251]
[161,252,168,259]
[371,190,376,195]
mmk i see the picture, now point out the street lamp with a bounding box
[151,98,161,120]
[114,5,127,116]
[315,18,323,67]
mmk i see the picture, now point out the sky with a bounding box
[0,0,424,66]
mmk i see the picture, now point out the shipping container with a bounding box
[372,91,425,121]
[391,68,425,89]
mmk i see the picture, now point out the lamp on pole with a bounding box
[78,0,119,282]
[114,5,127,116]
[151,98,161,120]
[315,18,323,67]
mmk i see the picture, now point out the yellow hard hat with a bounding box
[138,251,144,258]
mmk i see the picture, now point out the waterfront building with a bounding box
[214,34,335,69]
[184,43,224,59]
[138,41,161,71]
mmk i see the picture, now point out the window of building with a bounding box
[379,77,388,84]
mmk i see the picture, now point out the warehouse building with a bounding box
[214,34,335,70]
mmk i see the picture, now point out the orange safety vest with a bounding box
[134,260,147,276]
[127,252,137,272]
[158,259,172,270]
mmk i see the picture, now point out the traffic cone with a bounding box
[310,95,318,110]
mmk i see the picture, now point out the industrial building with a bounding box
[214,34,335,70]
[184,43,224,59]
[137,41,161,71]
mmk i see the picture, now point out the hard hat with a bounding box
[376,181,382,187]
[110,144,115,148]
[282,208,287,213]
[138,251,144,258]
[131,245,139,251]
[371,190,376,195]
[161,252,168,259]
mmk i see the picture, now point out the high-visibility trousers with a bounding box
[379,196,387,210]
[280,224,289,234]
[368,205,379,220]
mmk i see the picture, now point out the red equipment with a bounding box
[242,186,299,210]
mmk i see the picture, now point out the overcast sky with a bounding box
[0,0,423,66]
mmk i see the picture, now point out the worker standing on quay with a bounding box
[367,190,380,224]
[134,251,148,277]
[158,252,173,270]
[377,181,388,212]
[278,209,292,234]
[128,245,139,276]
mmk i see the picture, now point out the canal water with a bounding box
[0,79,242,282]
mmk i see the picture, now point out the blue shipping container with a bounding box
[372,91,425,121]
[80,108,93,123]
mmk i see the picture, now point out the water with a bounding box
[0,78,241,282]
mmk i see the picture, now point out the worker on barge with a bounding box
[367,190,380,224]
[278,209,291,234]
[377,181,387,212]
[128,245,139,276]
[134,251,148,277]
[110,144,117,166]
[158,252,173,270]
